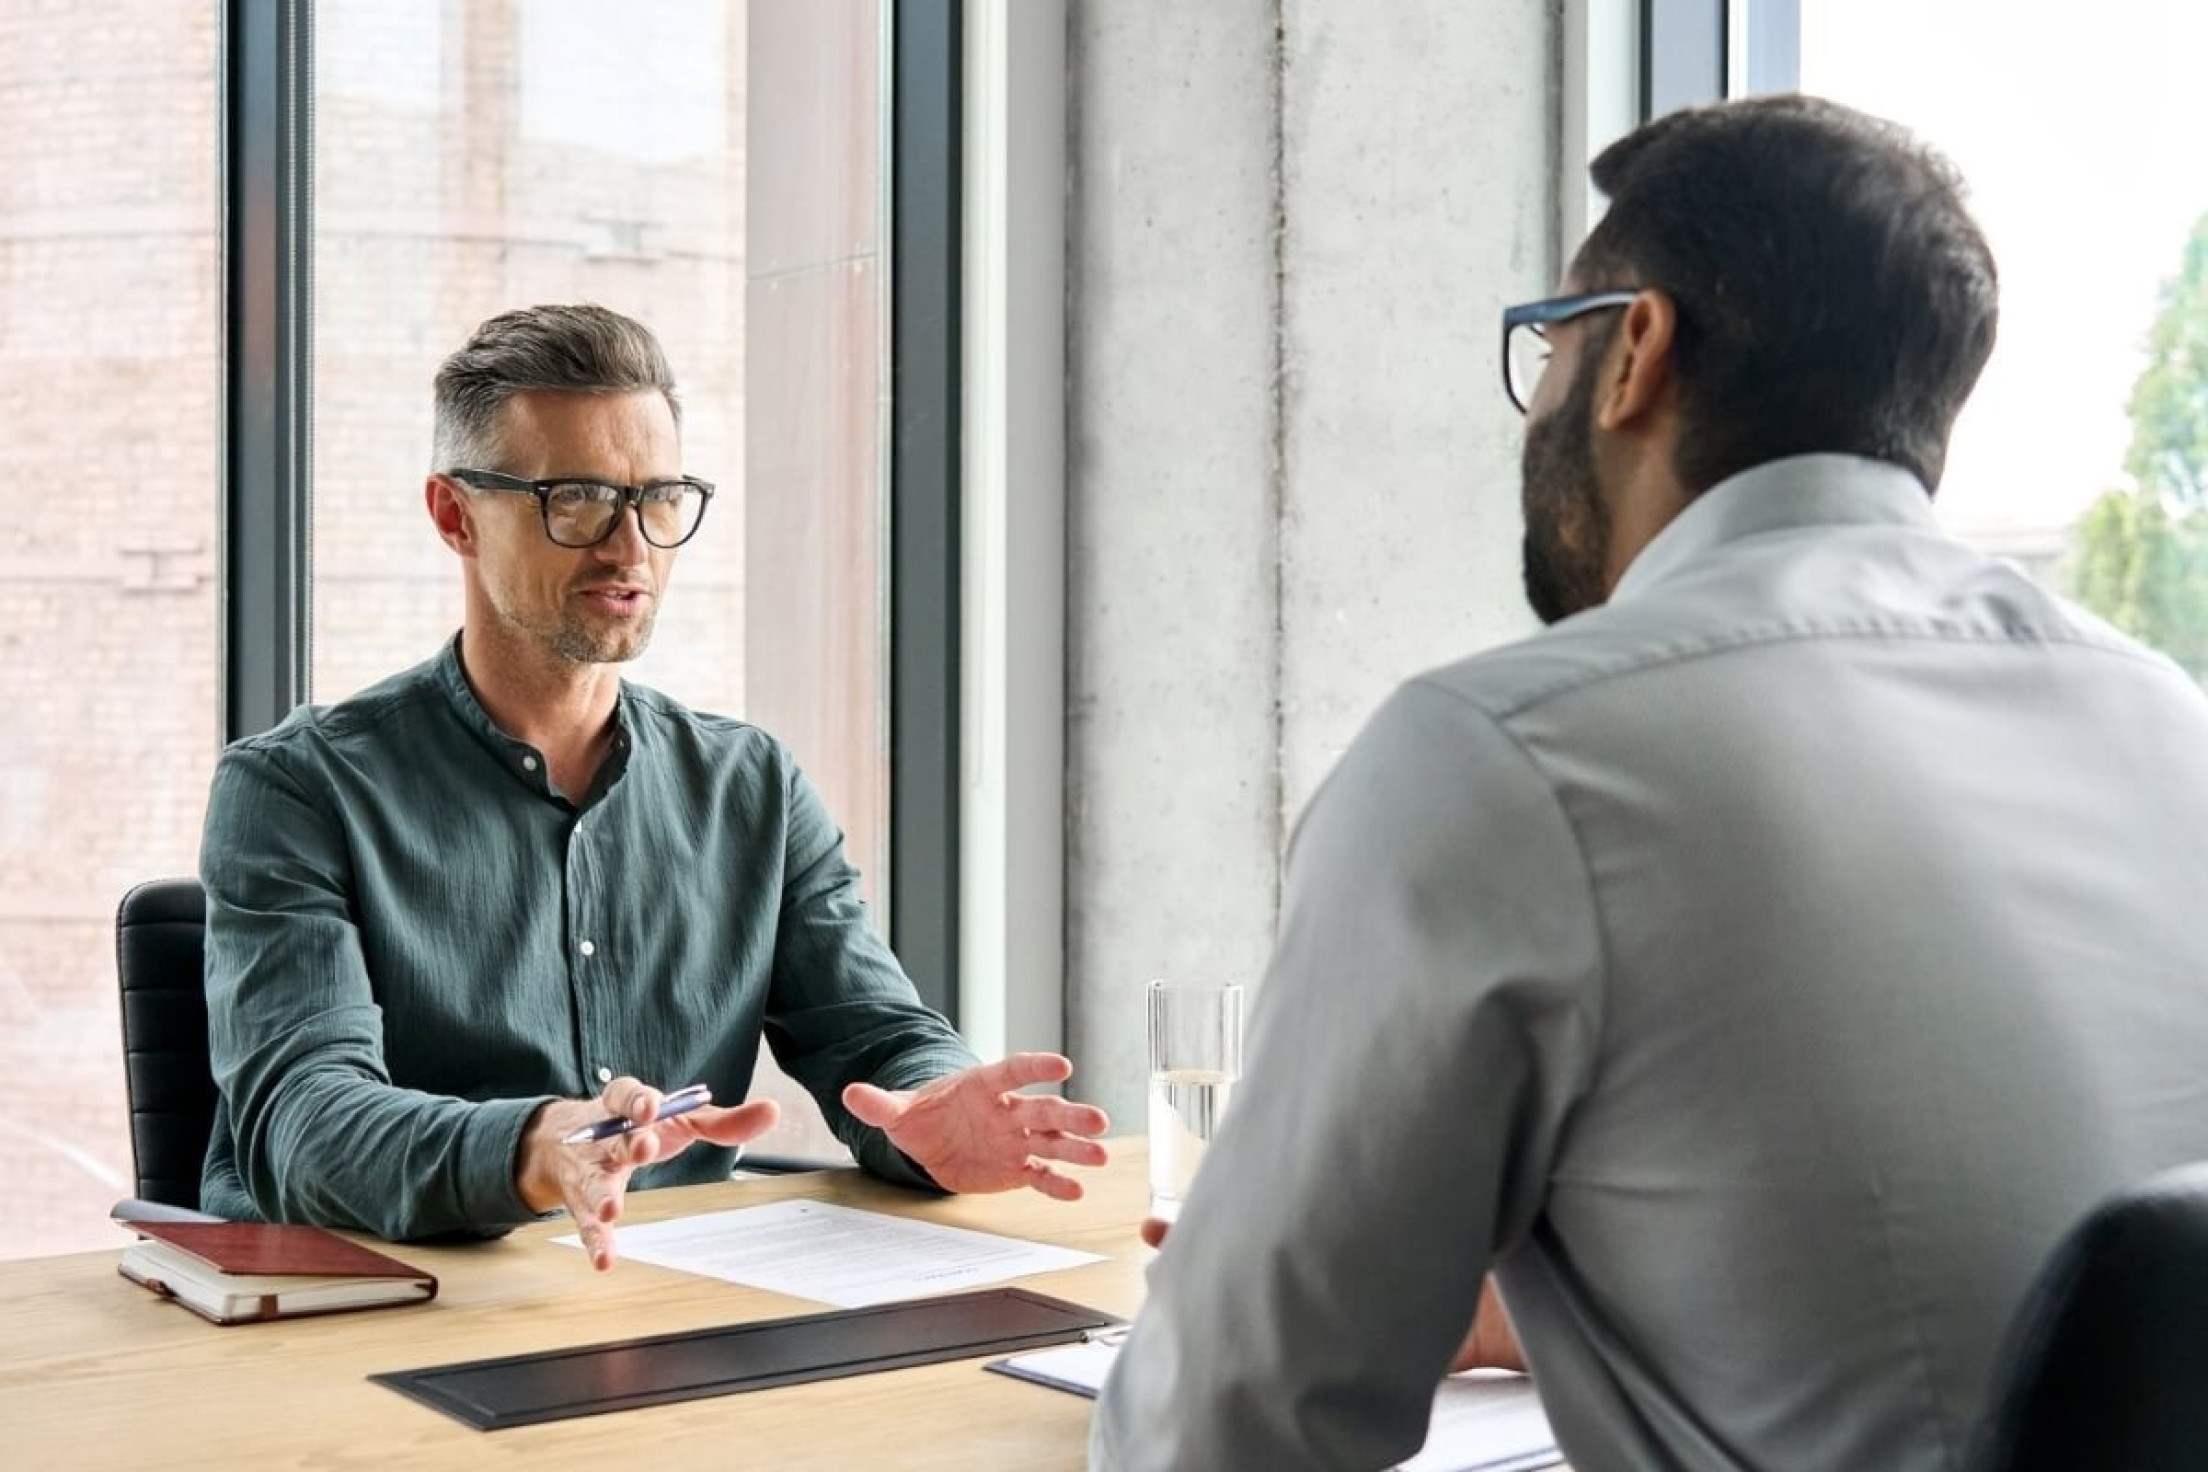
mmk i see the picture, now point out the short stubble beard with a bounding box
[546,602,657,665]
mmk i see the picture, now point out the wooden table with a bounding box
[1,1142,1152,1470]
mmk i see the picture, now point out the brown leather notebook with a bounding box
[118,1219,438,1326]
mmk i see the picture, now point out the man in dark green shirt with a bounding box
[200,305,1109,1262]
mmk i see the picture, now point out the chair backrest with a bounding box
[1972,1162,2208,1471]
[115,878,216,1208]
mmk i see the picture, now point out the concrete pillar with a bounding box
[1276,0,1554,819]
[1065,0,1560,1125]
[1065,1,1286,1126]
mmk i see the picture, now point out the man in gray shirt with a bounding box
[1095,97,2208,1469]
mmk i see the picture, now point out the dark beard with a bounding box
[1518,351,1611,626]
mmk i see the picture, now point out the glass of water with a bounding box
[1146,979,1245,1224]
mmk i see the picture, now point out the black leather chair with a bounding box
[1973,1162,2208,1471]
[115,877,217,1208]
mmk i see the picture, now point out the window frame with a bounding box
[217,0,965,1018]
[220,0,313,741]
[889,0,965,1023]
[1642,0,1799,118]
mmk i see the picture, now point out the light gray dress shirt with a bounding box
[1092,454,2208,1471]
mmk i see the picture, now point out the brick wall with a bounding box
[0,1,224,1259]
[3,0,882,1259]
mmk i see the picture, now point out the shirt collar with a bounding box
[1609,453,1939,605]
[434,632,635,807]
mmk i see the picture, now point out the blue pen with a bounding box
[561,1082,713,1145]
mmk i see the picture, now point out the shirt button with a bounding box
[597,1066,614,1085]
[521,755,539,772]
[580,939,596,957]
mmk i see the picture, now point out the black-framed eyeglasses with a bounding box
[444,468,716,549]
[1500,291,1638,413]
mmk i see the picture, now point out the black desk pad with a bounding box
[371,1287,1121,1430]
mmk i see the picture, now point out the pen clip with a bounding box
[1079,1326,1132,1347]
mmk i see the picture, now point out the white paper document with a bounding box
[987,1334,1128,1396]
[553,1199,1105,1307]
[1399,1372,1562,1472]
[988,1341,1559,1472]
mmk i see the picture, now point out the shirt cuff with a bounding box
[871,1046,976,1095]
[462,1094,562,1227]
[862,1141,948,1193]
[855,1048,975,1191]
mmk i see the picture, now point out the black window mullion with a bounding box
[889,0,963,1025]
[221,0,313,743]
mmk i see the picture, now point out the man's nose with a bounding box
[594,501,652,563]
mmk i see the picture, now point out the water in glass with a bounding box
[1147,1067,1236,1222]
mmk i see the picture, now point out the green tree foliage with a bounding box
[2069,486,2208,677]
[2068,209,2208,679]
[2126,213,2208,506]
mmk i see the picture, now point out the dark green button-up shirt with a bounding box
[199,635,975,1240]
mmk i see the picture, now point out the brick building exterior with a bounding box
[4,1,885,1258]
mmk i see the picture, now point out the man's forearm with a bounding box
[229,1066,553,1240]
[768,976,977,1188]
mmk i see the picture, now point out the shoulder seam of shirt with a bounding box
[227,686,449,752]
[214,725,341,841]
[622,685,775,743]
[1471,619,2183,724]
[1403,676,1614,1110]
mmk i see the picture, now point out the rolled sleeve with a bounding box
[201,742,561,1239]
[456,1094,563,1226]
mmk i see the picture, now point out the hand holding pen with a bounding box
[516,1076,782,1273]
[562,1082,716,1144]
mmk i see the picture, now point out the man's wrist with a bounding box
[436,1093,566,1229]
[512,1098,570,1214]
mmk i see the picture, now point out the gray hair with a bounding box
[431,303,681,472]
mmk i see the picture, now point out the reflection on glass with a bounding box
[312,0,892,1162]
[0,6,222,1257]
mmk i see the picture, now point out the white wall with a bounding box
[1065,1,1563,1124]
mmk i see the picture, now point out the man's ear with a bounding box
[425,474,478,558]
[1594,288,1678,433]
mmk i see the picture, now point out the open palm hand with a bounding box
[843,1053,1111,1200]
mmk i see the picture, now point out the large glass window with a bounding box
[312,0,891,1159]
[1801,0,2208,677]
[0,7,222,1257]
[1,1,895,1260]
